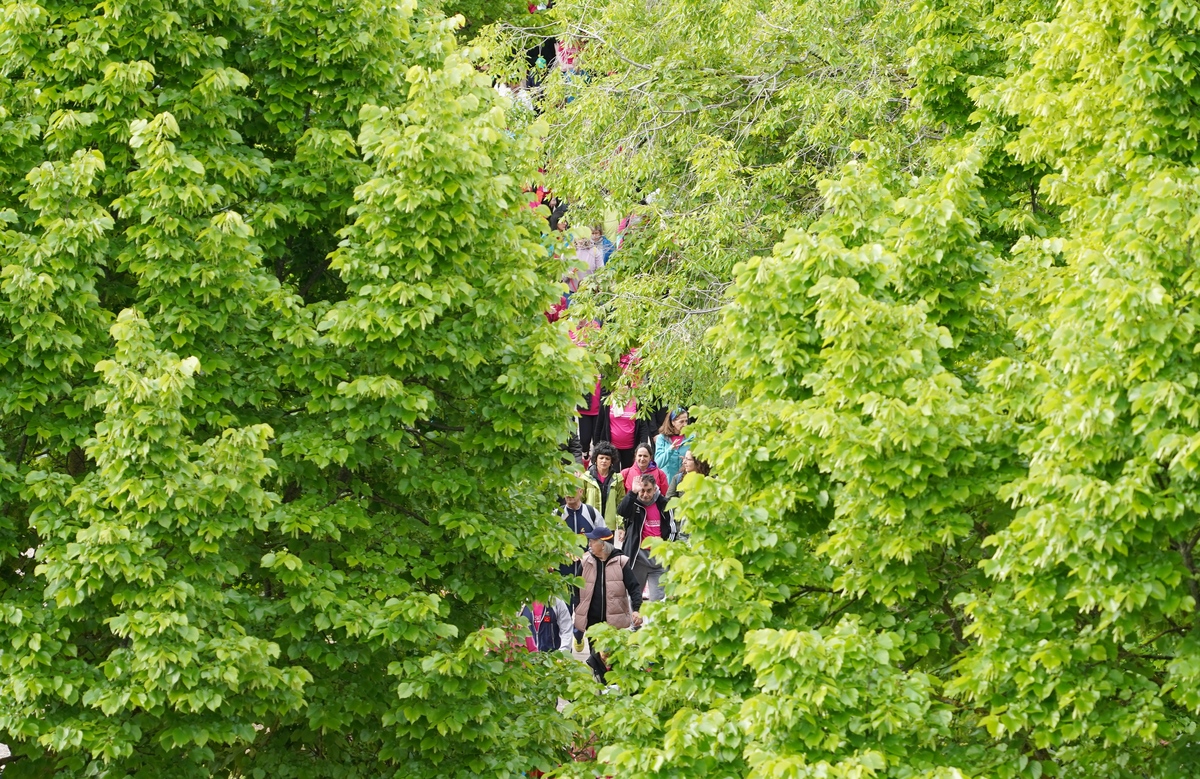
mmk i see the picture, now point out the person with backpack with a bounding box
[573,526,643,652]
[560,483,603,536]
[616,473,675,602]
[558,484,604,610]
[520,599,574,653]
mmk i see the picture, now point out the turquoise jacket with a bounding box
[653,433,692,486]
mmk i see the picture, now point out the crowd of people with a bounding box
[521,403,710,686]
[498,8,715,700]
[524,179,703,681]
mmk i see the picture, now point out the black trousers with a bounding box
[579,414,599,460]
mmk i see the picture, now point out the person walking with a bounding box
[667,451,709,499]
[610,350,650,469]
[558,484,603,610]
[666,451,709,540]
[593,224,616,265]
[573,527,643,652]
[609,396,640,470]
[520,599,574,653]
[577,378,602,460]
[572,234,605,282]
[560,484,604,535]
[621,443,669,495]
[581,441,625,529]
[653,407,692,486]
[616,474,674,602]
[571,322,605,460]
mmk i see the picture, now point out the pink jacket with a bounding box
[622,463,669,495]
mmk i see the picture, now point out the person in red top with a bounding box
[577,378,602,461]
[616,475,674,602]
[621,443,668,495]
[570,324,603,461]
[610,349,645,468]
[555,38,580,72]
[610,397,639,469]
[520,599,574,653]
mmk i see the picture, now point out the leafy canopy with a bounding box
[0,0,590,776]
[552,0,1200,777]
[481,0,921,403]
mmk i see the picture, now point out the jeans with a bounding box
[645,570,666,602]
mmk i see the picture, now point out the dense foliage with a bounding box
[438,0,530,39]
[8,0,1200,776]
[483,0,923,403]
[552,0,1200,777]
[0,0,590,776]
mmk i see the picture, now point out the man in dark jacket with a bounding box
[617,474,674,601]
[573,526,643,653]
[520,599,574,653]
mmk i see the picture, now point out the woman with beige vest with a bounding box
[572,526,643,653]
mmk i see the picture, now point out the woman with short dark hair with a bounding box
[580,441,626,529]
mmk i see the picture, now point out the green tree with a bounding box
[0,0,589,776]
[439,0,531,39]
[559,0,1200,777]
[481,0,923,404]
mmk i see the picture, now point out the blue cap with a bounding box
[585,527,614,541]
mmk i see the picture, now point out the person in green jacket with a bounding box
[580,441,626,529]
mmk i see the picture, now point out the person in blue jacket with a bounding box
[653,407,692,485]
[592,225,616,265]
[520,599,574,653]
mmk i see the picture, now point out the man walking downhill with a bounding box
[573,527,642,654]
[617,473,675,602]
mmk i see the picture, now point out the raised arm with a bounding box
[616,490,637,523]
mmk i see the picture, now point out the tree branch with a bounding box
[1178,530,1200,618]
[940,597,965,645]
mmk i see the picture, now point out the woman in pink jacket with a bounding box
[621,443,669,496]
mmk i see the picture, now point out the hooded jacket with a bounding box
[617,488,674,561]
[521,599,574,653]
